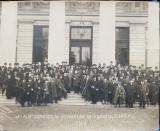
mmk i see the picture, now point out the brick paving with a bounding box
[0,103,159,131]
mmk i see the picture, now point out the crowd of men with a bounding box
[0,61,159,108]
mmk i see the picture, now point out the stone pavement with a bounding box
[0,103,159,131]
[0,91,159,131]
[0,94,16,105]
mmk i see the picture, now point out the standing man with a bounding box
[97,75,103,103]
[84,74,91,102]
[102,77,109,104]
[73,70,80,94]
[63,72,69,93]
[108,78,117,105]
[139,79,149,109]
[0,67,6,95]
[56,74,63,100]
[148,81,158,106]
[125,79,135,108]
[5,73,13,99]
[114,81,125,108]
[90,76,97,104]
[50,77,58,103]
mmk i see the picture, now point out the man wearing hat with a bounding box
[0,67,6,95]
[42,78,50,106]
[125,79,136,108]
[90,75,97,104]
[56,74,64,100]
[108,77,117,105]
[97,75,103,103]
[8,63,13,73]
[25,77,34,106]
[83,74,91,102]
[50,77,58,104]
[35,78,43,106]
[101,77,109,104]
[80,73,86,95]
[114,81,125,108]
[148,81,158,106]
[73,70,80,94]
[156,76,160,105]
[139,79,149,109]
[154,66,160,78]
[109,61,114,69]
[3,63,7,72]
[5,73,13,99]
[13,63,19,73]
[63,71,69,94]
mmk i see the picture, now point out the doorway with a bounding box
[116,27,129,66]
[69,26,92,66]
[33,25,49,64]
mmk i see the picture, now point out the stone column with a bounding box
[48,1,65,65]
[99,1,115,65]
[0,2,17,65]
[147,2,159,69]
[64,22,70,63]
[17,23,33,65]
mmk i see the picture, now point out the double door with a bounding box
[70,45,91,66]
[70,26,92,66]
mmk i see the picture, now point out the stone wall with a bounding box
[0,2,17,65]
[17,2,49,65]
[129,23,146,66]
[17,23,33,64]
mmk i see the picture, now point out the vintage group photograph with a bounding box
[0,1,159,131]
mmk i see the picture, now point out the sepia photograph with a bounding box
[0,1,159,131]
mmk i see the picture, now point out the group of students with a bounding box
[0,61,159,108]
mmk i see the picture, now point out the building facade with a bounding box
[0,1,159,68]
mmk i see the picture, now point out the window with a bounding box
[116,28,129,41]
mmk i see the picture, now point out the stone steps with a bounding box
[58,91,88,106]
[0,93,16,105]
[0,91,89,106]
[58,102,87,106]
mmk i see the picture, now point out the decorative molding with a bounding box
[34,2,50,8]
[69,2,95,9]
[71,27,92,40]
[18,2,50,13]
[116,2,148,15]
[66,2,100,14]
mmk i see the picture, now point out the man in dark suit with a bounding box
[125,79,136,108]
[108,78,117,105]
[90,75,97,104]
[97,75,103,103]
[73,70,80,94]
[5,73,13,99]
[139,79,149,109]
[148,81,158,106]
[0,67,6,95]
[101,77,109,104]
